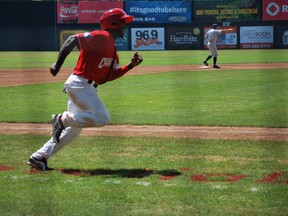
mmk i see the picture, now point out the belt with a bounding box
[87,80,98,88]
[73,73,98,88]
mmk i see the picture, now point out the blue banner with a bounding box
[115,29,129,51]
[126,1,192,24]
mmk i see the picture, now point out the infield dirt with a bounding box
[1,63,287,140]
[1,63,288,87]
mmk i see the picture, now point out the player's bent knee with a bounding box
[93,111,110,127]
[98,115,110,127]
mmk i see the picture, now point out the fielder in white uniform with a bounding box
[203,24,233,68]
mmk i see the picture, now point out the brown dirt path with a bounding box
[0,123,288,141]
[0,63,287,87]
[0,63,287,140]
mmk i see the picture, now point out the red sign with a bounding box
[58,0,78,23]
[57,1,124,24]
[262,0,288,21]
[240,42,274,49]
[78,1,123,24]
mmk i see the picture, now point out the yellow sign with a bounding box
[59,30,87,50]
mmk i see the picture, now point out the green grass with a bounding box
[0,50,288,215]
[0,68,287,127]
[0,49,287,69]
[1,50,287,127]
[0,134,287,216]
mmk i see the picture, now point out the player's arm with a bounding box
[127,51,143,70]
[108,51,143,81]
[221,28,234,33]
[50,35,78,76]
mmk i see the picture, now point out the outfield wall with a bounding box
[0,1,287,51]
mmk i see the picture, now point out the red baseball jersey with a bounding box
[74,30,130,84]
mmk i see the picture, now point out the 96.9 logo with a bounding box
[135,29,158,40]
[132,28,164,50]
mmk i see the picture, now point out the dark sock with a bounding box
[205,55,212,62]
[213,57,217,65]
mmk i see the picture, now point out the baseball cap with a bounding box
[212,24,219,29]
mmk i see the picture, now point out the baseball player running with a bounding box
[203,24,233,68]
[28,8,143,171]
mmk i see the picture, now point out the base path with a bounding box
[1,63,288,140]
[0,123,288,141]
[1,63,288,87]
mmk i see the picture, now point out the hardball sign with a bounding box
[166,27,201,50]
[263,0,288,21]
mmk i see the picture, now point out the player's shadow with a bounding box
[60,168,182,178]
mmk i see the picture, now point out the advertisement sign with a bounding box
[60,30,86,50]
[126,1,191,23]
[194,0,260,22]
[166,27,201,50]
[203,26,238,49]
[275,26,288,49]
[131,28,165,51]
[57,0,123,24]
[60,29,128,51]
[58,0,78,23]
[240,26,274,49]
[115,29,129,51]
[262,0,288,21]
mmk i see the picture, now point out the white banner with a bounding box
[240,26,274,49]
[131,28,165,50]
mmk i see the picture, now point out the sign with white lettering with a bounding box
[57,0,123,24]
[166,27,201,50]
[262,0,288,21]
[126,1,192,23]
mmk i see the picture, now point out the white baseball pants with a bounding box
[207,42,218,57]
[32,74,110,160]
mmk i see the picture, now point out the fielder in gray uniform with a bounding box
[203,24,233,69]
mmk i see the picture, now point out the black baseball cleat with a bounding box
[51,114,65,144]
[28,156,53,171]
[203,61,208,66]
[213,65,221,69]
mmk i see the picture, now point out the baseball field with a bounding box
[0,49,288,215]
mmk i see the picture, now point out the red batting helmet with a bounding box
[100,8,134,30]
